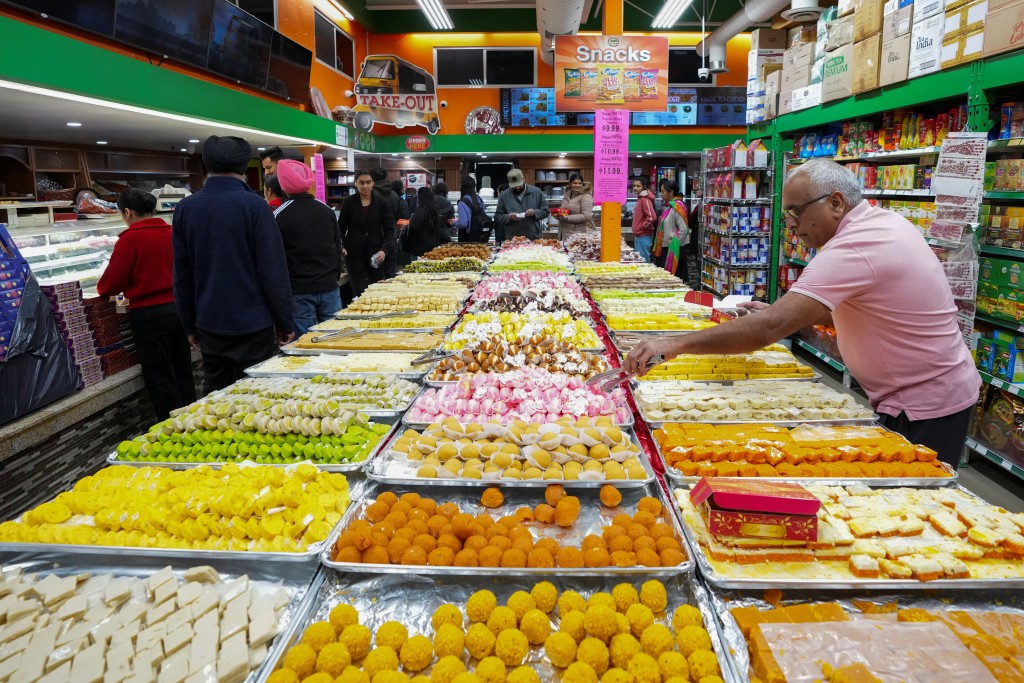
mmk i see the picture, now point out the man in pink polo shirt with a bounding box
[626,159,979,466]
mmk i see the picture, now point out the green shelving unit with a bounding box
[976,312,1024,335]
[981,245,1024,258]
[965,437,1024,481]
[979,370,1024,399]
[985,192,1024,200]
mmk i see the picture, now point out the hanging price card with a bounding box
[593,110,630,204]
[313,153,327,204]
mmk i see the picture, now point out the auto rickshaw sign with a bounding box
[352,54,442,135]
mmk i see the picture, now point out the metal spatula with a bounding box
[585,355,664,393]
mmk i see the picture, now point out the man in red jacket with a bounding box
[631,177,656,262]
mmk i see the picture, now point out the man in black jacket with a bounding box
[274,159,343,336]
[371,167,401,276]
[173,135,294,392]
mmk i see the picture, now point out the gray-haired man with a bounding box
[494,169,549,240]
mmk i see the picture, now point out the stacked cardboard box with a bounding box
[980,205,1024,249]
[41,282,103,387]
[83,297,137,378]
[746,29,787,124]
[941,0,987,66]
[984,0,1024,56]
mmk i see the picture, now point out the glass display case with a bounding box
[8,218,124,297]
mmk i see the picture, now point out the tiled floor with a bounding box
[796,346,1024,513]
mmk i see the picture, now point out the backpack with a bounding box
[461,195,494,243]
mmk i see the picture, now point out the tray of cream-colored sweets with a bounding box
[245,352,428,379]
[0,557,322,683]
[310,312,458,332]
[283,330,443,355]
[674,482,1024,588]
[652,423,956,484]
[365,417,656,487]
[339,281,471,315]
[634,380,876,427]
[442,312,605,353]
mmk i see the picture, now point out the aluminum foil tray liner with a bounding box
[650,438,959,489]
[365,427,657,488]
[671,484,1024,589]
[0,555,323,683]
[244,356,427,380]
[259,572,739,683]
[321,480,694,577]
[709,586,1024,683]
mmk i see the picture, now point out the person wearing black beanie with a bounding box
[172,135,295,393]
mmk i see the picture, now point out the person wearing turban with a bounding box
[172,135,295,393]
[272,159,344,336]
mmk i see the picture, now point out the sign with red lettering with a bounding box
[405,135,431,152]
[352,54,442,135]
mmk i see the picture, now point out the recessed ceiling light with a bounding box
[96,140,107,145]
[481,155,487,159]
[392,153,398,157]
[645,152,653,156]
[404,155,411,159]
[636,154,643,158]
[66,122,82,127]
[188,139,200,144]
[180,148,187,152]
[257,147,266,151]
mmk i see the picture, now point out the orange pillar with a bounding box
[599,0,625,263]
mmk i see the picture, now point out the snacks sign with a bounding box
[554,35,669,112]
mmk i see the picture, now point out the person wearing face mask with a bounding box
[98,189,196,419]
[495,169,549,240]
[558,173,595,240]
[338,170,396,296]
[625,159,979,467]
[631,177,656,262]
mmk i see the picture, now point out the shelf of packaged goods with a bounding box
[26,251,107,271]
[985,192,1024,200]
[965,436,1024,482]
[701,283,729,298]
[704,227,772,238]
[90,170,191,177]
[793,337,846,373]
[988,139,1024,151]
[702,255,769,269]
[976,312,1024,334]
[785,256,810,266]
[862,188,935,197]
[980,245,1024,258]
[788,147,942,165]
[705,197,772,206]
[979,370,1024,399]
[705,166,772,173]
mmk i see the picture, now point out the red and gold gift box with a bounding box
[690,478,820,542]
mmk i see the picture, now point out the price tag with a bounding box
[1001,456,1013,471]
[593,110,630,204]
[313,154,326,204]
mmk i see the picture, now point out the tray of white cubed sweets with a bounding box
[0,555,324,683]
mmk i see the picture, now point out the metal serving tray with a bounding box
[631,369,822,386]
[320,480,694,577]
[257,571,738,683]
[709,585,1024,683]
[365,428,657,488]
[672,485,1024,590]
[0,556,324,683]
[280,339,442,356]
[639,408,880,429]
[401,407,636,430]
[245,357,427,380]
[105,419,401,474]
[651,436,959,488]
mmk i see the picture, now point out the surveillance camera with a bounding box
[439,100,448,109]
[698,68,710,82]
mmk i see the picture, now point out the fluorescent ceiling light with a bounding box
[189,139,200,143]
[0,79,326,148]
[96,140,107,145]
[180,148,187,152]
[66,121,82,127]
[652,0,694,28]
[329,0,355,20]
[414,0,454,30]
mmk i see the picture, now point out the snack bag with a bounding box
[639,69,658,99]
[597,64,624,104]
[581,68,599,99]
[623,69,641,100]
[563,68,582,97]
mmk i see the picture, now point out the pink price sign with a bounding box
[313,153,327,204]
[593,110,630,204]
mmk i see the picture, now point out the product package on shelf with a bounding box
[41,282,102,387]
[0,224,81,425]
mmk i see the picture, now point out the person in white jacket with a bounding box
[558,174,595,240]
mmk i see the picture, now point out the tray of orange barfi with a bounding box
[674,482,1024,589]
[711,590,1024,683]
[653,423,956,486]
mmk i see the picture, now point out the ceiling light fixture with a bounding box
[180,148,187,152]
[329,0,355,20]
[414,0,454,30]
[189,139,200,144]
[66,121,82,127]
[651,0,694,28]
[1,79,326,148]
[96,140,107,145]
[258,147,266,151]
[404,155,411,159]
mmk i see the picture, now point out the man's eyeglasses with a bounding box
[783,193,831,222]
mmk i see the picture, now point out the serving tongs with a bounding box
[410,350,458,367]
[310,328,363,343]
[585,355,664,393]
[335,309,417,320]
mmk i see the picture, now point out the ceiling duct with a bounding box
[537,0,587,64]
[695,0,794,73]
